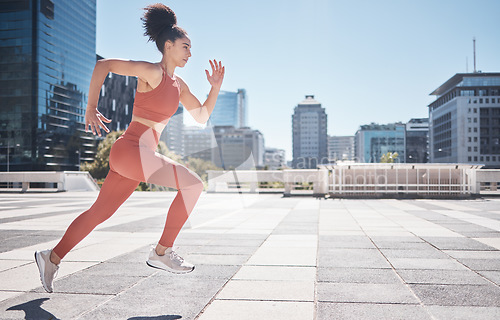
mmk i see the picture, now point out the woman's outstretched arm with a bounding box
[178,59,225,124]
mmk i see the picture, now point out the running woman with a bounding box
[35,3,225,293]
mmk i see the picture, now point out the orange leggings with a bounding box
[53,121,204,259]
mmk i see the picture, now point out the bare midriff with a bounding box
[131,115,167,134]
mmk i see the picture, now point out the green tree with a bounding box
[80,130,124,179]
[185,156,221,182]
[380,152,399,163]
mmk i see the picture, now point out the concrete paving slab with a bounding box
[233,265,316,281]
[317,283,420,304]
[318,248,392,269]
[479,271,500,285]
[317,267,402,284]
[317,302,433,320]
[216,279,315,301]
[411,284,500,306]
[425,306,500,320]
[196,300,314,320]
[398,269,491,285]
[388,258,469,270]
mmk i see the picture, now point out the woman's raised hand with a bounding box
[205,59,225,89]
[85,107,111,137]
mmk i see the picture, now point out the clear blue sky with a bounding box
[96,0,500,161]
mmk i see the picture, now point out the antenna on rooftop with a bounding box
[473,37,476,73]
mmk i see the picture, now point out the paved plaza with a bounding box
[0,191,499,319]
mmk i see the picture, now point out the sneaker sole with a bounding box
[34,251,52,293]
[146,260,194,274]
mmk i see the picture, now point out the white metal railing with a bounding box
[323,163,481,197]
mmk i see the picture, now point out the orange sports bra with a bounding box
[133,66,180,124]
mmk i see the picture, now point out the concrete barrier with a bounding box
[0,171,99,192]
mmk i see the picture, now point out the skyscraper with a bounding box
[292,95,328,169]
[428,73,500,167]
[208,89,247,128]
[355,123,406,163]
[0,0,96,171]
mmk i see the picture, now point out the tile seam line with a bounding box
[194,203,297,319]
[371,201,500,288]
[314,204,321,320]
[348,201,436,320]
[214,298,314,303]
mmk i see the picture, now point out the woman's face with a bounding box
[166,37,191,67]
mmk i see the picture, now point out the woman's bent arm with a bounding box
[85,59,161,136]
[179,60,225,124]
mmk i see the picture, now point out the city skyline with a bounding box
[96,0,500,161]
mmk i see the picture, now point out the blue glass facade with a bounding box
[355,123,406,163]
[209,89,247,128]
[0,0,96,171]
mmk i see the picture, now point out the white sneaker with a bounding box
[34,249,59,293]
[146,246,194,274]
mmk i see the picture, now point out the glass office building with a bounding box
[208,89,247,128]
[355,123,406,163]
[0,0,96,171]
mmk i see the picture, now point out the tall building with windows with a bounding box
[0,0,96,171]
[208,89,247,128]
[96,55,137,134]
[328,135,355,162]
[292,95,328,168]
[355,123,406,163]
[183,125,216,161]
[212,126,264,170]
[428,73,500,167]
[405,118,429,163]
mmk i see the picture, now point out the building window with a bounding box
[474,128,477,132]
[468,147,471,152]
[474,137,478,142]
[468,128,471,133]
[468,156,472,161]
[474,156,478,161]
[486,156,490,161]
[474,146,478,152]
[468,118,471,123]
[486,98,489,103]
[473,118,477,123]
[474,108,477,113]
[468,137,472,142]
[493,156,497,161]
[479,99,483,104]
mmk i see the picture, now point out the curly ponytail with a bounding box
[142,3,188,53]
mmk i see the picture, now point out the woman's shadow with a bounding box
[6,297,182,320]
[6,298,59,320]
